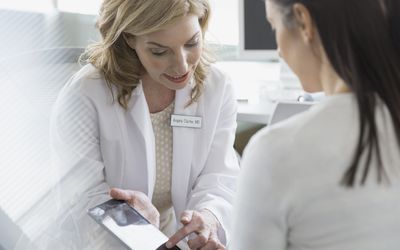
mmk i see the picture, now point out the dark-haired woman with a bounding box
[231,0,400,249]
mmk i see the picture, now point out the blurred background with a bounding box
[0,0,239,59]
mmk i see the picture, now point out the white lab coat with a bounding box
[48,63,239,249]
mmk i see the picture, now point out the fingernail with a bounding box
[165,242,172,248]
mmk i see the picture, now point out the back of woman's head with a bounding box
[270,0,400,186]
[82,0,211,108]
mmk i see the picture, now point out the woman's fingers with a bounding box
[199,232,225,250]
[110,188,147,206]
[180,210,194,225]
[187,231,210,249]
[110,187,127,199]
[166,210,223,249]
[166,215,199,248]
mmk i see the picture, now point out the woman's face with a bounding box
[132,14,203,91]
[266,0,323,92]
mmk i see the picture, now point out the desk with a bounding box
[237,101,274,124]
[215,61,303,125]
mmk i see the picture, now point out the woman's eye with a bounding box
[185,42,199,48]
[151,50,167,56]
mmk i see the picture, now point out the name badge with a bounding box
[170,114,202,129]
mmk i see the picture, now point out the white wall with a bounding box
[0,9,100,59]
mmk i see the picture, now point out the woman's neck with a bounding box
[323,78,351,95]
[141,76,175,113]
[320,63,351,95]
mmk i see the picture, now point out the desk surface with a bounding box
[237,101,275,124]
[236,85,304,124]
[214,61,303,124]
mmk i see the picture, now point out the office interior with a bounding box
[0,1,314,249]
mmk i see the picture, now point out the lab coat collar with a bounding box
[128,82,155,198]
[172,79,198,214]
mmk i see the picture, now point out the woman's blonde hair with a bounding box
[81,0,213,109]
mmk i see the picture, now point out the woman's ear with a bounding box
[292,3,315,44]
[122,32,136,49]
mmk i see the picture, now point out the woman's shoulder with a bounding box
[200,64,235,101]
[204,64,233,89]
[63,63,109,98]
[244,95,356,167]
[245,111,311,159]
[240,107,324,189]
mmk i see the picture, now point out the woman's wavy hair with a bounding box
[270,0,400,186]
[81,0,213,109]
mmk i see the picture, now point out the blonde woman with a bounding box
[50,0,239,249]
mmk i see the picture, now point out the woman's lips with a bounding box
[164,72,190,83]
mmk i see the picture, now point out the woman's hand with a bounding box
[166,209,225,250]
[110,187,160,228]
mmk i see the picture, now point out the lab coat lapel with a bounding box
[172,81,198,214]
[128,83,156,199]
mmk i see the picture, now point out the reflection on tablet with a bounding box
[88,200,181,250]
[103,216,166,249]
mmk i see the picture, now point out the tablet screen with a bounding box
[88,199,180,250]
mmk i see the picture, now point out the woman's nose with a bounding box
[172,50,189,75]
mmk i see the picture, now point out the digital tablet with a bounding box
[88,199,180,250]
